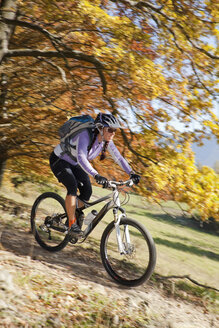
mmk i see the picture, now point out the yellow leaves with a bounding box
[213,28,219,37]
[203,120,219,137]
[81,0,131,31]
[3,0,218,224]
[138,149,219,221]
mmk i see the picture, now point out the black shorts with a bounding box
[49,151,92,201]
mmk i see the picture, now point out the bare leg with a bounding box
[65,194,77,228]
[65,195,84,228]
[77,199,84,208]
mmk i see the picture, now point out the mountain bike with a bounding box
[30,179,156,287]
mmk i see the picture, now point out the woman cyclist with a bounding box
[49,113,140,237]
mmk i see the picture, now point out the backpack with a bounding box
[59,114,95,157]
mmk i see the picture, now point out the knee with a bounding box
[80,184,92,202]
[67,189,77,196]
[82,189,92,201]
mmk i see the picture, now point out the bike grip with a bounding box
[102,181,109,189]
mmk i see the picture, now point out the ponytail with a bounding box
[100,141,109,161]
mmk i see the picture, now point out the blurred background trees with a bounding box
[0,0,218,220]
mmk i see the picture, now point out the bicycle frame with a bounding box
[79,180,132,254]
[31,178,156,286]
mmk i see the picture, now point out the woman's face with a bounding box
[102,126,117,141]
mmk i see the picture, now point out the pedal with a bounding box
[69,236,78,244]
[39,224,49,232]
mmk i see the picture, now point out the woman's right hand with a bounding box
[95,174,108,186]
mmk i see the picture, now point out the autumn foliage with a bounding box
[0,0,218,221]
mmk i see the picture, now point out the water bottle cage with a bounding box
[84,210,98,225]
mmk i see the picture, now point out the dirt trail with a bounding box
[0,196,218,327]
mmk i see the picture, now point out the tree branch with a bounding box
[0,16,60,46]
[114,0,219,60]
[156,274,219,292]
[120,129,157,165]
[0,16,108,93]
[5,48,107,93]
[38,58,68,84]
[5,48,99,63]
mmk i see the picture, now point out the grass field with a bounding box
[1,179,218,290]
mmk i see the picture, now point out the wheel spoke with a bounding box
[107,225,149,278]
[31,192,69,252]
[101,218,156,286]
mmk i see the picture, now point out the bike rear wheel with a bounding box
[31,192,69,252]
[100,218,156,287]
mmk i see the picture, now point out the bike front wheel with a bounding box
[100,218,156,287]
[31,192,69,252]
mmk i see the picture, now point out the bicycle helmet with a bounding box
[94,113,121,129]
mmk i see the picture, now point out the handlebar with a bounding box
[103,179,134,189]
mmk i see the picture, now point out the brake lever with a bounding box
[102,181,109,189]
[127,179,134,187]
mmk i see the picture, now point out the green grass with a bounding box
[1,179,219,290]
[127,208,218,288]
[1,178,219,326]
[90,186,219,290]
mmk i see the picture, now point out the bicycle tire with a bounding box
[100,218,156,287]
[31,192,69,252]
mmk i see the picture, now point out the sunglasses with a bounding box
[106,127,117,133]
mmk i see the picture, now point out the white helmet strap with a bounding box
[96,123,105,141]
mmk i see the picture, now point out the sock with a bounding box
[69,217,76,228]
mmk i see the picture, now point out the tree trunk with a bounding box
[0,158,6,187]
[0,0,18,63]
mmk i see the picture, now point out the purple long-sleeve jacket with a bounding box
[54,129,132,177]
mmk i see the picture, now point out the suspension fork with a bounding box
[113,208,130,255]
